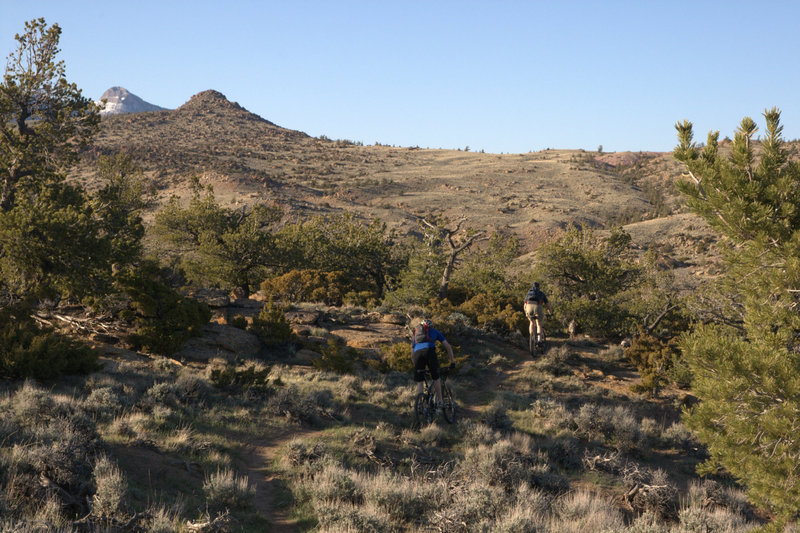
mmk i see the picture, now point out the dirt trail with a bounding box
[236,340,528,530]
[238,334,641,531]
[240,427,324,532]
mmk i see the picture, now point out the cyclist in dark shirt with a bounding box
[524,282,553,346]
[412,318,455,411]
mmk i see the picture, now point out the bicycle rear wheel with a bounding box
[539,339,548,355]
[530,334,537,357]
[426,392,436,424]
[442,384,456,424]
[414,392,427,427]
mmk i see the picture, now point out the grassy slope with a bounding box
[0,306,760,531]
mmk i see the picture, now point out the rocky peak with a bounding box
[98,87,166,115]
[176,89,275,125]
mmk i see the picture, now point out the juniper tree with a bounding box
[153,183,282,298]
[0,19,105,300]
[534,225,641,337]
[92,154,148,269]
[278,212,399,299]
[674,108,800,524]
[0,18,99,212]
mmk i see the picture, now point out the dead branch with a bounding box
[187,510,231,532]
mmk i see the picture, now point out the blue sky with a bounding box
[3,1,800,154]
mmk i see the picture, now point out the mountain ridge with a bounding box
[79,88,723,291]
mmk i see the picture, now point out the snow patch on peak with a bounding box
[98,87,167,115]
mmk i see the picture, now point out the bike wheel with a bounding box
[442,384,456,424]
[426,392,436,424]
[414,393,427,428]
[530,334,537,357]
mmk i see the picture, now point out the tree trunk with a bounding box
[438,252,458,300]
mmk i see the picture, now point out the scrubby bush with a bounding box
[623,468,677,519]
[459,438,560,493]
[228,315,248,329]
[459,293,526,335]
[572,403,645,453]
[203,468,255,511]
[248,302,293,346]
[267,385,339,426]
[311,339,356,374]
[84,386,123,419]
[284,438,326,467]
[144,382,180,409]
[312,500,392,532]
[208,361,272,392]
[480,399,514,432]
[0,382,101,520]
[534,344,573,376]
[380,342,412,373]
[663,422,698,452]
[260,269,353,305]
[625,332,681,396]
[307,462,364,504]
[0,305,99,380]
[367,471,443,523]
[553,490,625,532]
[144,504,185,533]
[91,454,128,519]
[117,262,211,355]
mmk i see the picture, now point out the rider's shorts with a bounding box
[412,347,440,382]
[524,302,544,320]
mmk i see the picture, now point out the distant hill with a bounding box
[97,87,167,115]
[77,88,729,288]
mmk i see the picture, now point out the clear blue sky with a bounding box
[3,1,800,154]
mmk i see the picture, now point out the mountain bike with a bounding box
[529,331,548,357]
[528,308,553,356]
[414,368,456,427]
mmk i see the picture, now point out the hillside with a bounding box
[80,91,691,243]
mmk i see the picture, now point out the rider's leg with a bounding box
[534,317,543,341]
[434,378,443,407]
[412,350,426,397]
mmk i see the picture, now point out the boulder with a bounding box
[294,348,322,365]
[187,288,230,308]
[177,323,261,362]
[380,313,405,325]
[285,310,321,325]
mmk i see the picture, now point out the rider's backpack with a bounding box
[414,323,431,345]
[527,287,544,304]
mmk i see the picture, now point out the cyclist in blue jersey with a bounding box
[412,318,455,411]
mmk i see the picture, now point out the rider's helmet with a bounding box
[533,282,540,289]
[420,318,432,327]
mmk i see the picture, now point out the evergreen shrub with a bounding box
[248,302,293,346]
[311,339,356,374]
[0,305,99,379]
[260,269,355,306]
[117,262,211,355]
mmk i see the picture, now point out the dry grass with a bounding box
[0,296,765,532]
[203,467,255,511]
